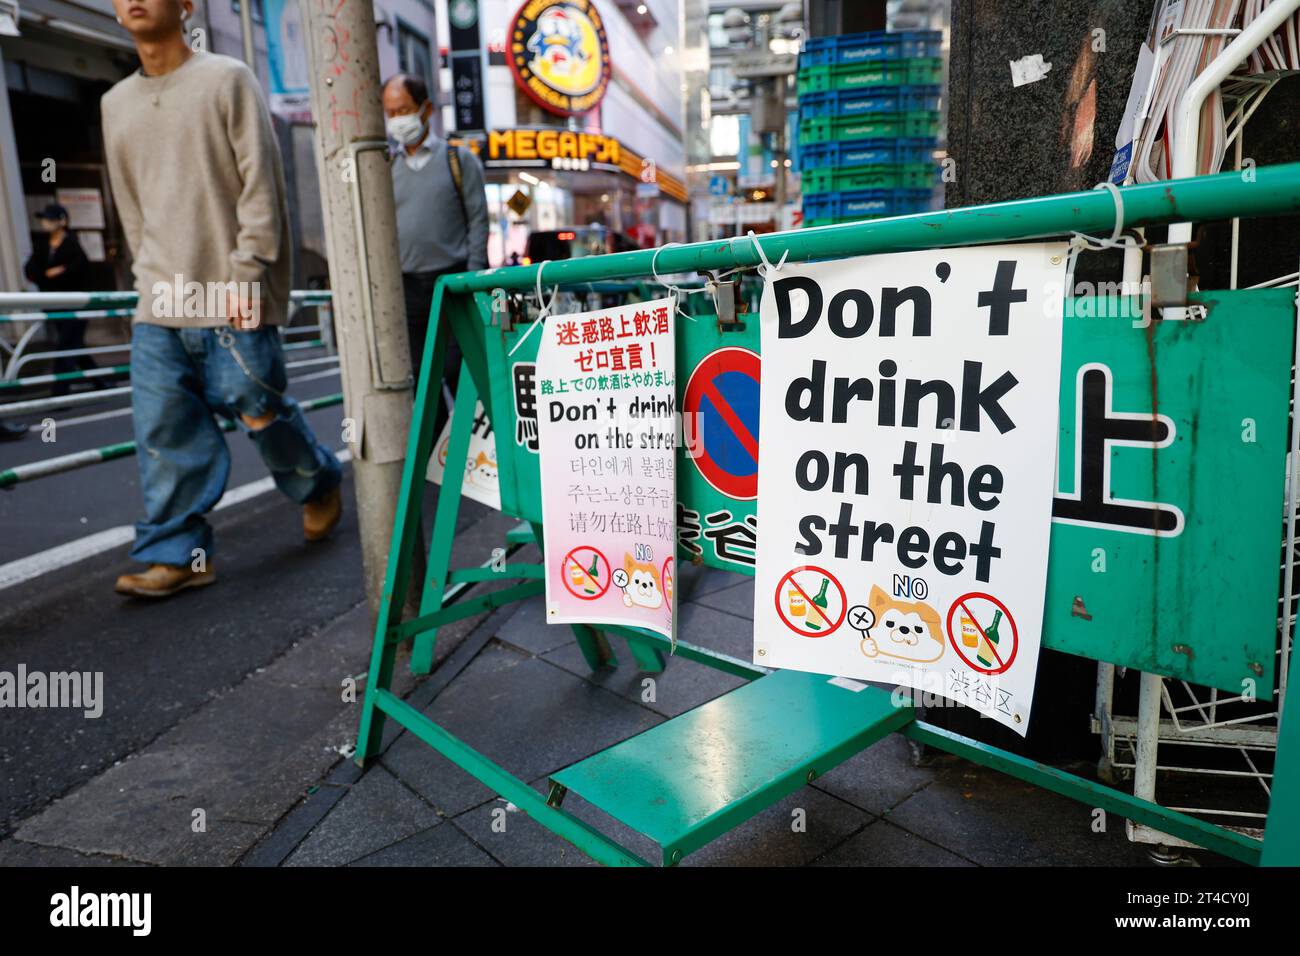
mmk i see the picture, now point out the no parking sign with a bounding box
[683,347,761,500]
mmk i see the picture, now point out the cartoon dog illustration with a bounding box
[465,450,498,490]
[859,585,944,663]
[620,553,664,609]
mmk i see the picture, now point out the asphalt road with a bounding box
[0,350,365,836]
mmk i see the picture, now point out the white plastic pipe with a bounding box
[1168,0,1300,248]
[1134,671,1164,805]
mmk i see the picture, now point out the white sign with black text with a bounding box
[753,243,1067,734]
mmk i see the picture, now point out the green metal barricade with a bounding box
[355,163,1300,867]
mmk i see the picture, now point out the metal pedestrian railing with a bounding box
[0,289,342,488]
[0,289,335,384]
[0,392,343,489]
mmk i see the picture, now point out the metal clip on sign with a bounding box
[1150,244,1194,308]
[1066,181,1183,324]
[1067,181,1200,317]
[703,229,788,332]
[706,277,740,331]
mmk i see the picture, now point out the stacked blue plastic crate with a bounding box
[796,30,943,228]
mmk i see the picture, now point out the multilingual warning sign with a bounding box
[752,244,1067,734]
[537,297,676,640]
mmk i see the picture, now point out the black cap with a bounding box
[35,203,69,222]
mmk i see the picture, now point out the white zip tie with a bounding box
[650,242,697,322]
[1066,181,1143,296]
[1073,181,1135,250]
[509,259,559,356]
[746,229,789,278]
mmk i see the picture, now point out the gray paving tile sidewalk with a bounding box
[249,562,1217,868]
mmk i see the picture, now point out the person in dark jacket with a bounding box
[24,203,97,395]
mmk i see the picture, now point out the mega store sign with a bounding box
[487,128,620,170]
[509,0,612,116]
[450,129,688,202]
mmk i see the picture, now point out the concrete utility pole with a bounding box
[238,0,256,67]
[299,0,423,616]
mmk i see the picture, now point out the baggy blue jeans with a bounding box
[129,322,342,566]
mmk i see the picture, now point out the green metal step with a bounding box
[550,669,914,864]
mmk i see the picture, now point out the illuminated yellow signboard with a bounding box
[452,129,687,203]
[487,129,620,170]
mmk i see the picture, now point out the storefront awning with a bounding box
[15,0,133,50]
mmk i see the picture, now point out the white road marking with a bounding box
[27,406,131,430]
[0,449,352,592]
[282,368,344,386]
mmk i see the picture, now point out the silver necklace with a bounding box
[147,53,192,107]
[149,71,176,107]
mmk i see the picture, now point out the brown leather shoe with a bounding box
[114,563,215,598]
[303,486,343,541]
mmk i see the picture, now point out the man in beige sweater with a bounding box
[104,0,342,599]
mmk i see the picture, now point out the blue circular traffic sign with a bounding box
[683,347,761,500]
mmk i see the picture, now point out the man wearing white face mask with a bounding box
[382,73,488,404]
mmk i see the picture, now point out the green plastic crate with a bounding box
[798,110,941,144]
[801,162,937,194]
[797,57,944,94]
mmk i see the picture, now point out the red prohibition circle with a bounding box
[682,347,761,500]
[661,555,675,605]
[945,591,1019,675]
[774,566,847,638]
[561,546,611,601]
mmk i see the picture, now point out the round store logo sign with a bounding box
[509,0,611,116]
